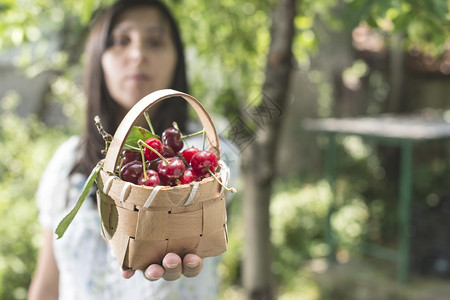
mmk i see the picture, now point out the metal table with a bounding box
[303,116,450,284]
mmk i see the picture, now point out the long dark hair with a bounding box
[73,0,188,176]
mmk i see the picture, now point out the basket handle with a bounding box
[103,89,220,173]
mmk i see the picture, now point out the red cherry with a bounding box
[144,138,163,161]
[158,157,186,180]
[176,153,189,167]
[162,144,176,158]
[179,168,200,184]
[120,160,143,184]
[122,150,141,165]
[199,172,211,180]
[137,169,161,187]
[148,158,162,171]
[160,176,176,186]
[181,147,200,164]
[190,150,218,175]
[162,127,184,152]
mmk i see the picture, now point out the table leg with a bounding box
[398,140,413,284]
[326,133,337,262]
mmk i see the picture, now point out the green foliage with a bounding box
[168,0,274,112]
[0,0,105,70]
[1,0,275,118]
[344,0,450,57]
[218,193,244,287]
[0,94,71,300]
[219,176,373,293]
[270,179,332,283]
[123,126,158,150]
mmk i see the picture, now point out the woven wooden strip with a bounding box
[166,236,200,258]
[98,188,135,211]
[170,200,203,213]
[128,238,168,269]
[167,209,203,239]
[202,193,226,236]
[116,205,138,238]
[135,209,169,241]
[98,170,222,207]
[196,226,228,257]
[97,190,118,238]
[107,228,130,268]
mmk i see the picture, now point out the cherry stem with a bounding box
[172,121,181,131]
[144,111,155,135]
[94,116,113,151]
[208,169,237,193]
[138,139,169,165]
[117,156,124,177]
[181,129,205,139]
[125,144,140,151]
[202,130,206,150]
[172,121,189,147]
[139,146,149,181]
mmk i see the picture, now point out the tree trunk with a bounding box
[241,0,297,299]
[387,33,405,112]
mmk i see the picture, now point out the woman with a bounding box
[28,1,236,298]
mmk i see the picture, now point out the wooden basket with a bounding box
[95,89,229,270]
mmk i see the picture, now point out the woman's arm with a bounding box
[28,228,59,300]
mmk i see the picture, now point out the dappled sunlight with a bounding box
[332,197,369,246]
[342,135,371,160]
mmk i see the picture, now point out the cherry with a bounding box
[144,138,164,161]
[162,144,176,158]
[180,168,200,184]
[158,157,186,180]
[162,127,184,152]
[148,158,162,171]
[160,176,177,187]
[199,172,211,180]
[190,150,218,175]
[120,160,143,184]
[137,169,161,187]
[118,124,236,192]
[181,147,200,164]
[122,150,141,165]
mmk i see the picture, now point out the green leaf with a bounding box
[54,160,104,239]
[123,126,158,150]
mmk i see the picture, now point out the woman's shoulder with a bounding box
[43,135,81,174]
[53,135,82,159]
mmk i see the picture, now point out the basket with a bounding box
[95,89,229,270]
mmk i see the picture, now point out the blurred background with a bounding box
[0,0,449,299]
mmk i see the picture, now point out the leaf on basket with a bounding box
[54,161,104,239]
[123,126,158,150]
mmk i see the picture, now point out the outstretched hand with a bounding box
[121,253,203,281]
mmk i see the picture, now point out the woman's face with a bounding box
[102,6,177,110]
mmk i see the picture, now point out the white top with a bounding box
[36,135,240,300]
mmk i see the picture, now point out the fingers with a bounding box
[142,253,204,281]
[144,264,165,281]
[162,253,182,281]
[121,268,135,279]
[182,254,203,278]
